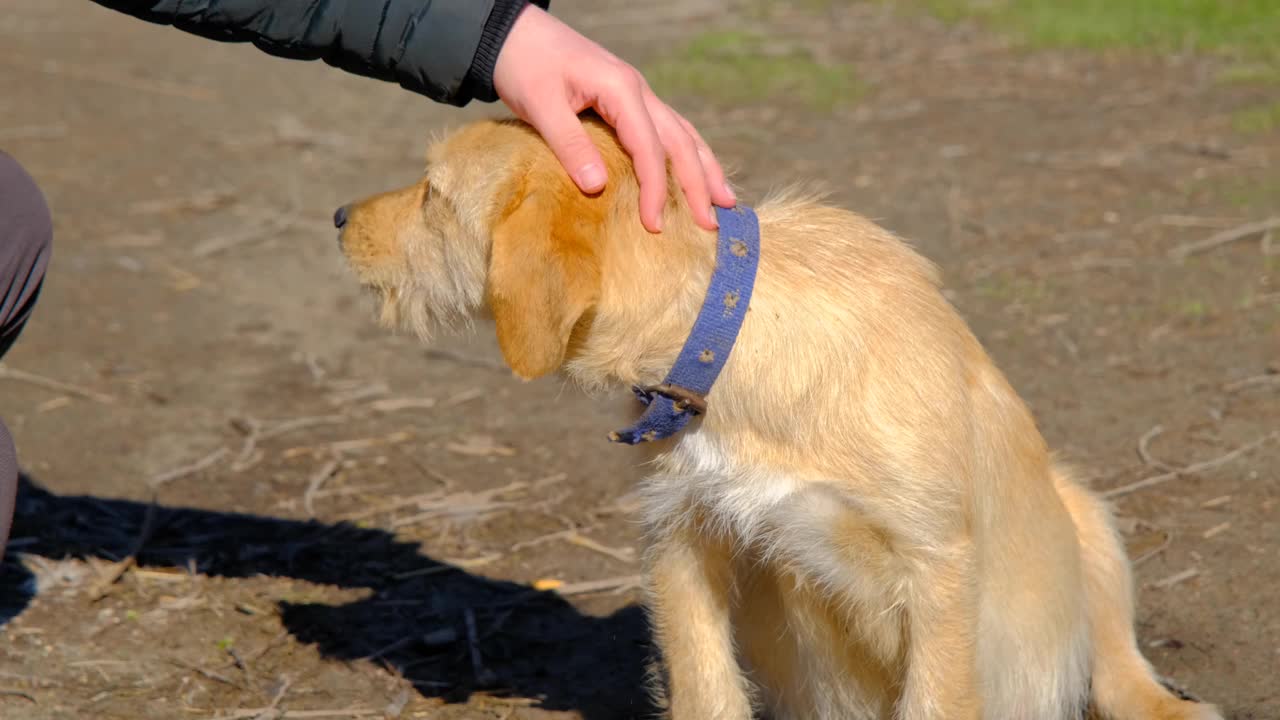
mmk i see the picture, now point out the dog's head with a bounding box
[334,114,713,385]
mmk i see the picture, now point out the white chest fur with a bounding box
[640,431,805,542]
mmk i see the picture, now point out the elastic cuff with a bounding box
[462,0,550,103]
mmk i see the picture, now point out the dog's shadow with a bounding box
[0,474,655,720]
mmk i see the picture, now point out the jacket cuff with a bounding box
[462,0,550,104]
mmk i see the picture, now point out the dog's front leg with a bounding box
[897,545,981,720]
[645,524,753,720]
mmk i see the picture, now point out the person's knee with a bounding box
[0,151,53,262]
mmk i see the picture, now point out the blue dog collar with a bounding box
[609,204,761,445]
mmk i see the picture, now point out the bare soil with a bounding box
[1,1,1276,719]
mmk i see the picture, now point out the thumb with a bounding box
[527,105,609,194]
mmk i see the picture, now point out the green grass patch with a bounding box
[1207,172,1280,209]
[645,30,862,111]
[1233,101,1280,134]
[918,0,1280,60]
[1216,63,1280,85]
[1179,298,1210,321]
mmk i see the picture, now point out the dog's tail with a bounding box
[1051,465,1223,720]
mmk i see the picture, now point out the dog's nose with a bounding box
[333,205,349,230]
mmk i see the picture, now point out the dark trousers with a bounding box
[0,151,53,561]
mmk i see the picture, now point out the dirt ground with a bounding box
[1,1,1277,718]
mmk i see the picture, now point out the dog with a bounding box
[333,113,1222,720]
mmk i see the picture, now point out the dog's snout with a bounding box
[333,205,349,230]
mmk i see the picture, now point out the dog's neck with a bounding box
[607,205,761,445]
[562,205,723,396]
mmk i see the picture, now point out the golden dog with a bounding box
[334,114,1221,720]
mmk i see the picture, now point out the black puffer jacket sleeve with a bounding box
[88,0,551,106]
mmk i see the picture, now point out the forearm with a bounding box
[87,0,548,106]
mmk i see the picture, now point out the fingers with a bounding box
[526,97,610,195]
[594,68,668,232]
[673,112,736,209]
[645,91,716,231]
[493,6,733,236]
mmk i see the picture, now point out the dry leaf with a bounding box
[446,435,516,457]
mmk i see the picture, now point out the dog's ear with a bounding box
[487,174,603,381]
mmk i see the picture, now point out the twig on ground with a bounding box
[252,675,292,720]
[0,690,36,703]
[0,671,60,688]
[320,379,384,407]
[386,481,528,528]
[198,706,374,720]
[167,658,239,687]
[1054,328,1080,361]
[358,637,415,663]
[89,496,158,601]
[1151,568,1200,589]
[1136,425,1179,472]
[1223,374,1280,393]
[564,533,636,563]
[510,524,599,552]
[1262,230,1277,256]
[282,430,411,459]
[209,710,377,720]
[442,388,485,406]
[395,449,457,489]
[149,448,229,488]
[1169,217,1280,261]
[302,482,391,502]
[1135,214,1240,230]
[1103,431,1278,499]
[1202,522,1231,539]
[383,688,411,719]
[1132,530,1173,566]
[325,381,389,406]
[235,631,290,671]
[303,354,326,382]
[464,609,496,686]
[368,397,437,413]
[303,459,341,517]
[337,490,447,523]
[0,363,116,404]
[444,553,503,569]
[261,414,348,440]
[390,565,457,581]
[229,412,348,473]
[230,417,264,472]
[550,574,643,597]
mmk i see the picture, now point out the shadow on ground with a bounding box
[0,475,655,720]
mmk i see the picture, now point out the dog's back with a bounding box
[647,192,1218,720]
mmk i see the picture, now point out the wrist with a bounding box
[464,0,550,103]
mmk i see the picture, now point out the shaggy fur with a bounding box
[334,113,1222,720]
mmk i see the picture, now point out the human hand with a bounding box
[492,4,735,233]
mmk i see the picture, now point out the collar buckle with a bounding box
[635,383,708,416]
